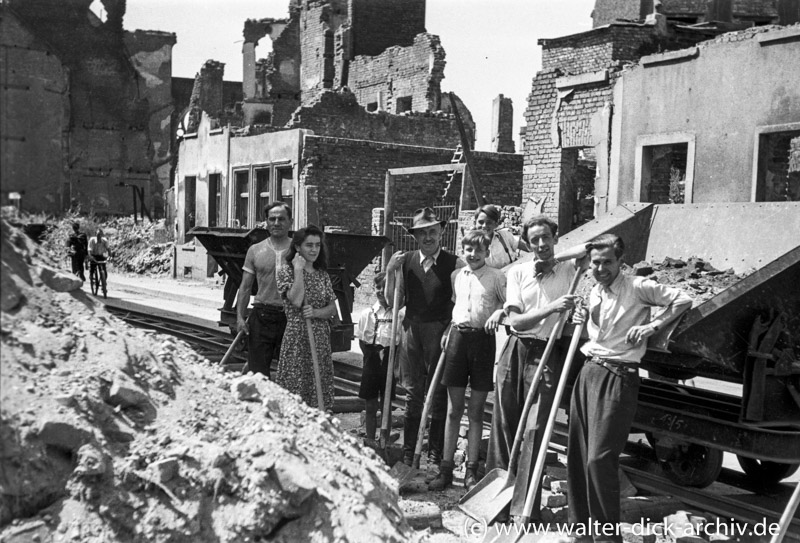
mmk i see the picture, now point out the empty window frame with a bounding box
[752,123,800,202]
[208,173,221,227]
[277,166,294,214]
[634,133,696,204]
[184,176,197,234]
[396,96,412,113]
[255,167,271,221]
[234,169,249,228]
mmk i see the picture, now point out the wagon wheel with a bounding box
[661,443,723,488]
[737,456,800,485]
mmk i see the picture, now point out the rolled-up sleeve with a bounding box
[504,266,523,313]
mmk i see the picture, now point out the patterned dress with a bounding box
[276,265,337,411]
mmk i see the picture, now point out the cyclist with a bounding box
[88,229,111,296]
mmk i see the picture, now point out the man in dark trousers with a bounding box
[385,207,464,467]
[568,233,691,542]
[67,222,88,282]
[487,214,586,522]
[236,202,293,377]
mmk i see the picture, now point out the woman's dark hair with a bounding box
[285,224,327,270]
[474,204,501,224]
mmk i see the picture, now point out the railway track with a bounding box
[105,303,800,539]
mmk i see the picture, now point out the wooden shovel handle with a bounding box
[379,270,402,449]
[306,316,325,411]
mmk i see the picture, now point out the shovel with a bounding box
[390,327,453,489]
[220,330,246,366]
[306,313,326,411]
[515,317,585,530]
[458,266,583,524]
[379,271,402,454]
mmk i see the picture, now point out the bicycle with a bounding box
[89,256,108,298]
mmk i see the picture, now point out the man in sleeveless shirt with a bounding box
[385,207,465,467]
[236,202,293,377]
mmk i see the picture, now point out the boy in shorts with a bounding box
[355,272,404,444]
[429,230,506,491]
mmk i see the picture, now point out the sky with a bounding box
[123,0,596,151]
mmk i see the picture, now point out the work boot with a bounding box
[427,460,454,491]
[464,461,480,491]
[427,418,445,467]
[402,416,421,466]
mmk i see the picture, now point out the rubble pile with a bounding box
[498,205,524,235]
[0,220,417,543]
[630,256,748,306]
[40,216,173,276]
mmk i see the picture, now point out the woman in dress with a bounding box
[474,204,528,269]
[276,225,338,411]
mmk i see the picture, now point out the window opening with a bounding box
[396,96,412,113]
[278,167,294,215]
[235,170,250,228]
[756,130,800,201]
[640,142,688,204]
[256,168,270,222]
[208,173,221,227]
[184,176,196,236]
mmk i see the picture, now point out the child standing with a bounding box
[355,272,404,444]
[429,230,506,491]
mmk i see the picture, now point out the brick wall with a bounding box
[299,0,349,104]
[348,33,445,114]
[491,95,516,153]
[526,23,718,233]
[300,136,522,235]
[350,0,426,57]
[286,88,461,147]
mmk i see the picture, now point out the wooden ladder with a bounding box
[441,145,464,202]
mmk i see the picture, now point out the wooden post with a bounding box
[448,92,486,207]
[382,171,395,270]
[459,166,471,212]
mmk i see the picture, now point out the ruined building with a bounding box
[522,0,800,234]
[592,0,800,28]
[1,0,176,217]
[174,0,522,281]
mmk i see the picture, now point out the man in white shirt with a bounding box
[568,233,692,543]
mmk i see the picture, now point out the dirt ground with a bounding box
[0,219,420,542]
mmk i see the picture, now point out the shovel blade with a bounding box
[388,461,421,492]
[457,468,514,524]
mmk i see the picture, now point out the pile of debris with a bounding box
[630,256,748,306]
[0,220,418,543]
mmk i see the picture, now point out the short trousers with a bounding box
[441,327,495,392]
[358,341,397,402]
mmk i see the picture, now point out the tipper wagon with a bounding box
[552,201,800,487]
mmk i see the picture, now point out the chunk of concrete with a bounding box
[550,479,568,494]
[108,377,150,408]
[38,418,93,451]
[149,457,179,483]
[233,374,269,402]
[543,492,567,508]
[271,457,317,507]
[39,266,83,292]
[400,499,442,530]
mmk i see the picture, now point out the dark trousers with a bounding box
[487,334,566,517]
[247,305,287,377]
[567,362,640,543]
[71,254,86,281]
[401,320,449,453]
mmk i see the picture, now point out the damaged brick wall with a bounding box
[524,23,715,234]
[299,136,522,235]
[349,0,426,57]
[7,0,157,217]
[593,0,785,26]
[348,33,445,114]
[299,0,350,104]
[285,89,461,148]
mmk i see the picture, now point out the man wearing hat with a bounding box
[385,207,465,467]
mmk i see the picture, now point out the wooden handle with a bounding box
[519,319,585,523]
[379,270,402,449]
[306,317,325,411]
[412,328,452,469]
[220,330,246,366]
[507,265,583,476]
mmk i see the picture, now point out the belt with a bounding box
[454,324,484,333]
[508,329,548,343]
[253,303,284,312]
[589,356,638,374]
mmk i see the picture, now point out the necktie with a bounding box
[423,256,434,273]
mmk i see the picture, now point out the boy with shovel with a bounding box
[354,272,404,446]
[428,229,506,491]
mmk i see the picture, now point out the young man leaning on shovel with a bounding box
[485,214,589,523]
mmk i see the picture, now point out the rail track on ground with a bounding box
[104,302,800,539]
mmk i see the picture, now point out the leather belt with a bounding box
[454,324,484,333]
[589,356,638,374]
